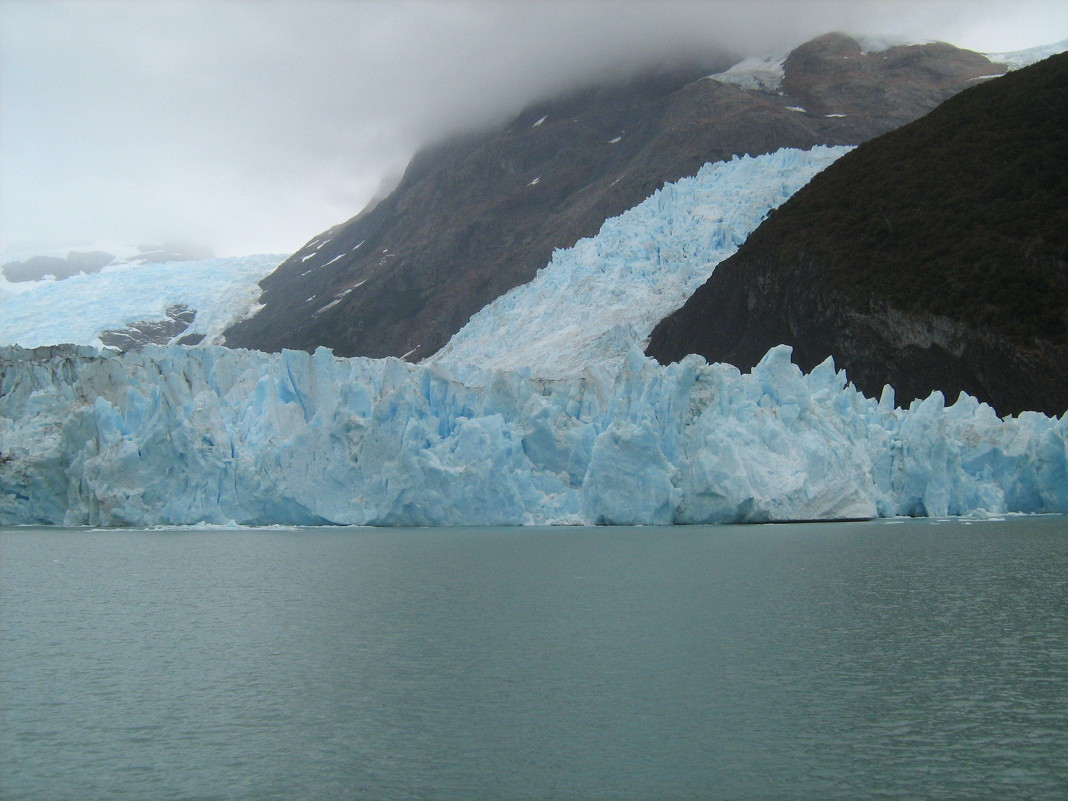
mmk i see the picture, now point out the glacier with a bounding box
[2,343,1065,527]
[2,138,1065,528]
[432,147,851,376]
[0,254,285,350]
[984,38,1068,69]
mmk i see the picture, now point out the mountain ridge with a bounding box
[647,51,1068,416]
[223,33,1006,360]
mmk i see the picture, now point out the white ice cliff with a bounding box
[2,343,1065,527]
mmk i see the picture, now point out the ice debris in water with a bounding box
[1,343,1064,527]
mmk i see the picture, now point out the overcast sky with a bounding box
[2,0,1065,259]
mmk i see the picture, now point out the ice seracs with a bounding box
[1,343,1064,527]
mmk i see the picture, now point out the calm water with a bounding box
[2,517,1067,801]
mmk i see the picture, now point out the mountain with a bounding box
[647,52,1068,416]
[1,243,215,283]
[223,33,1006,359]
[1,251,116,283]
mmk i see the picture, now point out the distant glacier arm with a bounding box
[0,255,284,350]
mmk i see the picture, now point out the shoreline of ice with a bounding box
[3,511,1061,532]
[2,343,1064,528]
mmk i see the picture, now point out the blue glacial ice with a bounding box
[2,343,1064,526]
[433,146,851,376]
[0,254,285,349]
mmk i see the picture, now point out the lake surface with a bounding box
[2,517,1066,800]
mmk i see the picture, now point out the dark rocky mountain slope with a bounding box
[647,52,1067,416]
[224,33,1004,360]
[2,251,114,283]
[2,243,215,283]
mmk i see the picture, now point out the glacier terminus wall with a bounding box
[2,344,1065,527]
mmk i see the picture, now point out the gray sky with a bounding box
[2,0,1065,258]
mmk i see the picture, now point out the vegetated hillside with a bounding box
[223,33,1004,360]
[647,52,1068,416]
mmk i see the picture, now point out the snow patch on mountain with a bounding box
[0,254,285,350]
[432,146,850,377]
[705,55,785,92]
[854,34,935,53]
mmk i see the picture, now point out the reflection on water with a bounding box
[2,516,1066,800]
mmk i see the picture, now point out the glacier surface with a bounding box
[433,147,850,376]
[2,344,1064,527]
[0,254,284,350]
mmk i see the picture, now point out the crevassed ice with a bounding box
[2,344,1064,527]
[432,147,850,376]
[0,254,285,349]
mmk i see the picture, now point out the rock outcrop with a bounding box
[2,251,115,283]
[99,304,199,350]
